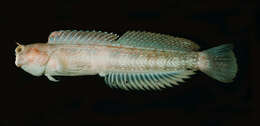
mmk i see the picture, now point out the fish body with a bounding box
[45,44,198,74]
[15,30,238,90]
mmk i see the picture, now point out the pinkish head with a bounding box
[15,43,49,76]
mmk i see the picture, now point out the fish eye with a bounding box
[15,46,24,53]
[17,47,22,52]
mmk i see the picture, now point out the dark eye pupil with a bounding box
[17,47,22,53]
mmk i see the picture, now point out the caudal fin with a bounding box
[198,44,238,83]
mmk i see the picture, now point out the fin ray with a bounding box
[48,30,119,45]
[103,70,195,91]
[117,31,200,51]
[199,44,237,83]
[48,30,200,51]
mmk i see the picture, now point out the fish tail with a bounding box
[198,44,238,83]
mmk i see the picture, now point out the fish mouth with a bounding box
[15,62,22,67]
[15,59,22,67]
[16,64,21,67]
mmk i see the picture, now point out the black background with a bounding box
[1,0,254,126]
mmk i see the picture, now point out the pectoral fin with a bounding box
[45,74,59,82]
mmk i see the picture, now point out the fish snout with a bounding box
[15,63,22,67]
[15,60,22,67]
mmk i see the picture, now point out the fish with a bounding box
[15,30,238,90]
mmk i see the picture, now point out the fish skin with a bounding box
[47,44,199,74]
[15,43,199,78]
[15,30,237,89]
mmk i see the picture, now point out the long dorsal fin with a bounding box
[103,70,195,91]
[48,30,119,45]
[48,30,200,51]
[117,31,200,51]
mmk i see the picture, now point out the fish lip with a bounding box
[15,63,21,67]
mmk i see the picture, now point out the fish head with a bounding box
[15,43,49,76]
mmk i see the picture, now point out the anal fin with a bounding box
[103,70,195,91]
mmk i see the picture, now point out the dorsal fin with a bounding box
[47,30,200,51]
[48,30,119,45]
[117,31,200,51]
